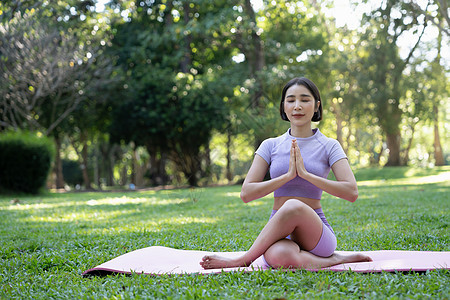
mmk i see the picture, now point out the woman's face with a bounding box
[283,84,319,126]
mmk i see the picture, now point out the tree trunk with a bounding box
[433,104,445,166]
[147,145,169,186]
[120,163,128,186]
[402,125,416,166]
[54,136,65,189]
[71,132,92,190]
[375,142,384,166]
[99,142,115,187]
[226,130,232,182]
[80,137,92,190]
[200,143,211,185]
[93,146,100,189]
[148,149,158,186]
[433,21,445,167]
[182,150,199,187]
[345,118,353,156]
[131,146,147,187]
[108,147,115,186]
[330,99,345,150]
[157,152,169,185]
[385,132,401,166]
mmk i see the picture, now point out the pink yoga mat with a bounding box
[82,246,450,276]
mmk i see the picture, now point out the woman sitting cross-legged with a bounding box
[200,77,372,270]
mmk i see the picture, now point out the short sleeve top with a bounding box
[255,128,347,199]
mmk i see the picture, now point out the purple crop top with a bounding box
[255,128,347,199]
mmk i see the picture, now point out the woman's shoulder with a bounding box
[260,130,290,147]
[315,129,340,146]
[314,130,346,161]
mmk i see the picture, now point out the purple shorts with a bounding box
[263,207,337,266]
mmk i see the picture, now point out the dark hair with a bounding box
[279,77,323,122]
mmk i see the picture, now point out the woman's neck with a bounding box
[290,125,314,138]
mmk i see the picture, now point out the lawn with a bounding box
[1,166,449,299]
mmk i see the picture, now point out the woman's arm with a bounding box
[294,141,358,202]
[240,141,298,203]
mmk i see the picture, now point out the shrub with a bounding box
[0,131,55,194]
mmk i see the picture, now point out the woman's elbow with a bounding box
[241,191,248,203]
[348,188,358,203]
[240,191,250,203]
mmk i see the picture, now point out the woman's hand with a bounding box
[240,141,300,203]
[293,140,309,179]
[288,140,358,202]
[286,140,298,181]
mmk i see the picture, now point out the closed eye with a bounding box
[285,96,295,102]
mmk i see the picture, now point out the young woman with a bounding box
[200,77,372,270]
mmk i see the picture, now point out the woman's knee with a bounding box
[265,241,300,268]
[279,199,309,217]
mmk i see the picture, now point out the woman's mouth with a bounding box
[292,114,305,118]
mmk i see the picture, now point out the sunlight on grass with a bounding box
[82,215,219,235]
[86,196,190,206]
[23,209,139,223]
[358,171,450,187]
[16,202,219,225]
[3,195,192,212]
[247,199,269,207]
[159,216,219,225]
[225,192,240,198]
[4,201,79,211]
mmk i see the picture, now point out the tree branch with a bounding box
[410,1,450,36]
[437,0,450,30]
[402,12,428,68]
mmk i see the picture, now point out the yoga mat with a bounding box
[82,246,450,276]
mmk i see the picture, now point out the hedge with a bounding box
[0,131,55,194]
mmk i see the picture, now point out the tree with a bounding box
[357,0,430,166]
[0,10,88,134]
[424,22,447,166]
[108,0,230,186]
[0,2,118,189]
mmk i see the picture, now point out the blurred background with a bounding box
[0,0,448,191]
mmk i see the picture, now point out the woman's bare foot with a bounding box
[332,252,373,265]
[200,255,247,269]
[200,252,372,270]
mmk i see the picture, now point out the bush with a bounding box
[0,131,55,194]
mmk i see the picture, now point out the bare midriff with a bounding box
[274,196,321,210]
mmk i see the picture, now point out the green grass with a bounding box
[1,166,449,299]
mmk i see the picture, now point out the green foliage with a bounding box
[0,167,448,298]
[108,0,232,185]
[0,131,55,194]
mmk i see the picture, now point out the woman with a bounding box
[200,77,372,270]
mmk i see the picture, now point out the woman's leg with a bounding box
[264,239,371,269]
[201,199,362,269]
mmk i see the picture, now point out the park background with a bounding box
[0,0,449,192]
